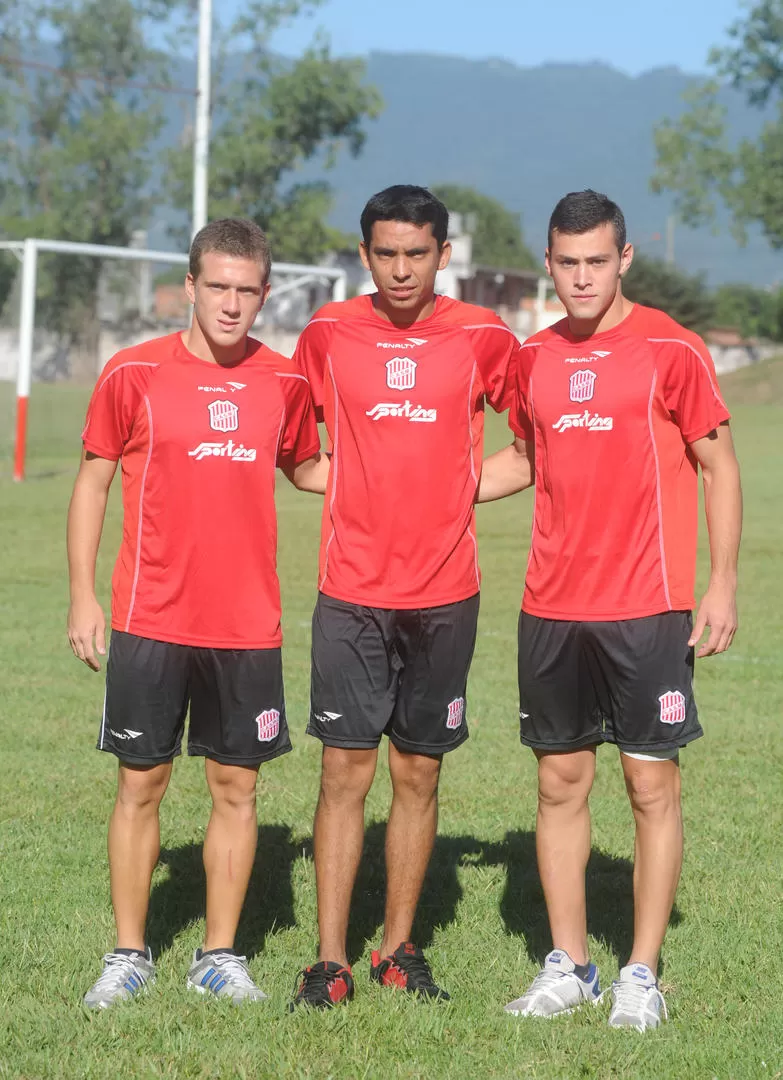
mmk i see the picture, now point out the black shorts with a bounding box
[517,611,703,754]
[308,592,480,756]
[98,631,292,766]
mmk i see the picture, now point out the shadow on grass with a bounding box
[499,830,682,968]
[148,824,302,960]
[146,824,681,972]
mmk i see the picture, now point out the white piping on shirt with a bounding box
[124,395,155,631]
[647,369,673,610]
[318,353,339,591]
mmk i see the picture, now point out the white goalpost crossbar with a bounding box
[0,237,347,480]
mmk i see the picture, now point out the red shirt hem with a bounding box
[319,584,481,611]
[521,600,695,621]
[115,621,283,650]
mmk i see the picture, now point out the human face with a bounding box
[546,223,633,331]
[360,220,451,323]
[185,252,270,352]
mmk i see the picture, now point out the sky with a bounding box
[219,0,744,76]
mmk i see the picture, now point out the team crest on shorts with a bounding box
[445,697,465,730]
[208,399,239,432]
[569,369,597,403]
[658,690,686,725]
[255,709,280,741]
[385,356,417,391]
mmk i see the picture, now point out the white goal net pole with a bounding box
[1,237,346,480]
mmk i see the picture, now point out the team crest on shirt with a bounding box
[569,369,597,403]
[445,697,465,730]
[255,709,280,741]
[208,399,239,432]
[385,356,417,391]
[658,691,686,725]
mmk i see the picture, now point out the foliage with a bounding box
[164,3,382,262]
[652,0,783,250]
[0,0,181,369]
[623,253,715,333]
[713,281,783,339]
[430,183,539,270]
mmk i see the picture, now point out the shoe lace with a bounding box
[293,965,333,1003]
[612,979,668,1021]
[212,954,255,989]
[526,967,571,998]
[93,953,145,993]
[392,950,436,987]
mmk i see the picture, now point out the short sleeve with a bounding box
[293,317,336,422]
[277,374,321,467]
[657,340,730,444]
[467,319,521,413]
[81,358,153,459]
[508,343,537,441]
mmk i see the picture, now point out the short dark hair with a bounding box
[547,190,626,252]
[189,218,272,281]
[360,185,449,249]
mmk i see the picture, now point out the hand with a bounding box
[689,581,738,658]
[68,595,107,671]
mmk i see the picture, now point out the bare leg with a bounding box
[314,746,378,966]
[535,748,597,965]
[378,745,442,957]
[202,759,260,950]
[109,761,172,950]
[621,755,683,974]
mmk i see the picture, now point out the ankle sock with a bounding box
[200,947,236,958]
[114,947,146,958]
[573,961,594,981]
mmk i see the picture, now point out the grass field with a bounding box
[1,369,781,1079]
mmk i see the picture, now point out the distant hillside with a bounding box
[22,46,780,286]
[304,53,778,287]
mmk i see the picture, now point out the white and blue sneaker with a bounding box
[83,948,155,1009]
[505,949,601,1017]
[186,949,268,1005]
[608,963,668,1031]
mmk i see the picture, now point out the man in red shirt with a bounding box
[67,219,325,1008]
[291,185,522,1006]
[479,190,742,1030]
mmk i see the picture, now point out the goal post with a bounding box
[2,237,347,481]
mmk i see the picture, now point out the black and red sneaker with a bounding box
[290,961,354,1010]
[370,942,450,1000]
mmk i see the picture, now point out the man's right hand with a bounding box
[68,595,107,671]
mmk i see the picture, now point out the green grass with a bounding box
[0,370,781,1079]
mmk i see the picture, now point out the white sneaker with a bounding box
[83,948,155,1009]
[505,949,601,1017]
[187,949,268,1004]
[608,963,668,1031]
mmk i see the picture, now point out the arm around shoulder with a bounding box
[476,437,535,504]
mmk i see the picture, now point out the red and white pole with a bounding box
[13,239,37,482]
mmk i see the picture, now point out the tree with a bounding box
[0,0,182,373]
[623,254,715,334]
[652,1,783,249]
[430,184,539,270]
[713,282,783,340]
[164,2,382,263]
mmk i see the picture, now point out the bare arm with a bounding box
[476,437,535,503]
[67,450,118,670]
[280,450,329,495]
[688,422,742,657]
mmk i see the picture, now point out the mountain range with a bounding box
[145,51,780,286]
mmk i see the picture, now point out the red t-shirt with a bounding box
[82,333,320,648]
[294,294,521,608]
[509,304,730,620]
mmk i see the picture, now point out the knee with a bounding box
[390,752,441,804]
[319,748,376,806]
[537,756,593,810]
[208,764,258,820]
[625,765,681,817]
[116,764,170,813]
